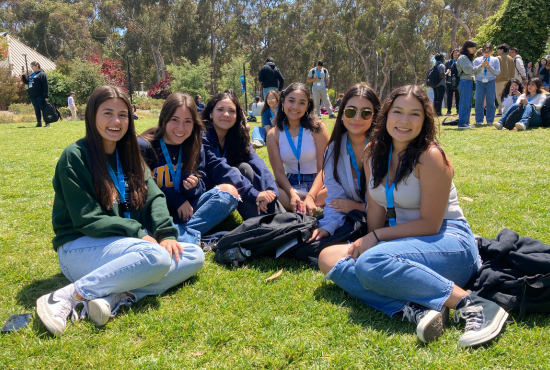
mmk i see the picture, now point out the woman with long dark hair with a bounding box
[494,77,546,130]
[251,90,279,148]
[267,82,330,212]
[139,93,239,241]
[36,86,204,337]
[318,85,507,347]
[444,48,461,115]
[202,91,282,220]
[307,84,380,242]
[498,78,524,116]
[21,61,50,127]
[456,40,483,129]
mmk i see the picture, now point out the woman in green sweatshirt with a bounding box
[36,86,204,337]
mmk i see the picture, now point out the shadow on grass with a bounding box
[16,272,70,310]
[313,281,413,336]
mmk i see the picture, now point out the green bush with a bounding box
[48,70,72,107]
[169,57,211,101]
[58,104,86,120]
[9,103,35,115]
[68,59,106,104]
[133,96,165,110]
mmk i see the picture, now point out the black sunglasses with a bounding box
[343,108,373,120]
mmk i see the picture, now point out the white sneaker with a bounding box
[252,139,264,149]
[402,302,449,343]
[493,121,503,130]
[86,292,135,326]
[36,283,83,337]
[516,122,527,131]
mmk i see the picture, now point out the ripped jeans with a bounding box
[325,219,480,317]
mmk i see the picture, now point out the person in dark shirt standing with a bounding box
[258,58,285,99]
[21,61,50,127]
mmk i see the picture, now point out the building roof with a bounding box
[0,32,56,76]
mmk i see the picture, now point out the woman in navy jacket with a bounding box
[201,90,283,220]
[21,61,50,127]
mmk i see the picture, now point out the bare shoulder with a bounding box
[266,125,280,143]
[418,145,453,175]
[313,120,330,139]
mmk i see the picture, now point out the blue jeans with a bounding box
[58,236,204,301]
[29,95,47,124]
[498,103,542,129]
[458,80,474,127]
[263,87,278,99]
[475,79,496,124]
[326,219,480,317]
[251,126,267,146]
[287,173,316,192]
[176,187,238,243]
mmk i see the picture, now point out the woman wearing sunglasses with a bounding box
[267,82,329,212]
[307,84,380,242]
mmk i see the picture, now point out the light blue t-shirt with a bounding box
[68,96,75,108]
[308,67,330,91]
[473,56,501,82]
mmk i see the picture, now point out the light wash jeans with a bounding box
[58,236,205,301]
[251,126,267,146]
[312,88,333,117]
[263,87,278,100]
[176,187,239,244]
[498,103,542,129]
[326,219,479,317]
[475,79,496,124]
[458,79,474,127]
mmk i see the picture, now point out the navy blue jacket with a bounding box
[202,125,278,202]
[138,137,211,224]
[22,70,49,98]
[261,108,276,128]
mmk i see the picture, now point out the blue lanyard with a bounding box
[346,137,368,191]
[512,95,518,103]
[159,138,182,192]
[284,124,304,183]
[484,57,489,76]
[384,144,404,227]
[107,148,130,219]
[316,68,322,78]
[528,93,538,102]
[269,108,277,120]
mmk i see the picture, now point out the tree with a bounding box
[0,65,19,108]
[47,70,71,107]
[218,55,254,107]
[169,58,211,101]
[67,59,106,104]
[476,0,550,64]
[88,54,128,92]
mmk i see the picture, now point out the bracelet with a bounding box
[306,193,316,201]
[372,230,380,243]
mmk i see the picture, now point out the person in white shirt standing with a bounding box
[509,47,527,86]
[68,92,77,121]
[473,43,500,126]
[307,61,337,119]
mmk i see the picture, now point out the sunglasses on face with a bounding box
[343,108,373,120]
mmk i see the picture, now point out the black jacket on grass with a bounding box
[22,70,49,98]
[51,139,178,250]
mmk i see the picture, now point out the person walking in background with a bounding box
[307,61,337,119]
[456,40,483,129]
[495,44,516,116]
[473,43,500,126]
[21,61,50,127]
[68,92,77,121]
[508,47,527,86]
[445,49,461,115]
[258,58,285,99]
[432,54,446,116]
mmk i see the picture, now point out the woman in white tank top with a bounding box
[267,82,329,212]
[317,85,508,348]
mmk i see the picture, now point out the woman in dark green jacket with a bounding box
[36,86,204,337]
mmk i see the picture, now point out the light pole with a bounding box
[126,55,133,103]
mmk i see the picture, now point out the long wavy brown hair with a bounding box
[140,92,203,175]
[273,82,321,133]
[84,86,147,210]
[325,84,381,198]
[366,85,448,189]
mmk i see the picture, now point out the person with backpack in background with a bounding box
[445,49,461,115]
[429,54,446,116]
[258,58,285,99]
[495,44,516,116]
[473,43,500,126]
[21,61,50,127]
[455,40,483,129]
[307,61,337,119]
[509,47,527,86]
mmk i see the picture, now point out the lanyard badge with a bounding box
[160,138,183,192]
[346,137,368,191]
[284,124,304,183]
[384,144,405,227]
[107,148,131,219]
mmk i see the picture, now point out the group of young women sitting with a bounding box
[36,82,508,348]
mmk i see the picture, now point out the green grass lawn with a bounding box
[0,118,549,369]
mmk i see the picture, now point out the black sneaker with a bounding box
[402,302,449,343]
[36,123,42,127]
[446,111,452,116]
[453,293,508,347]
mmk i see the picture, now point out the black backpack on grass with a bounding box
[212,212,318,266]
[504,105,527,130]
[43,102,62,124]
[540,95,550,127]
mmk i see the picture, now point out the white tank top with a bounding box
[278,128,317,175]
[368,160,465,225]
